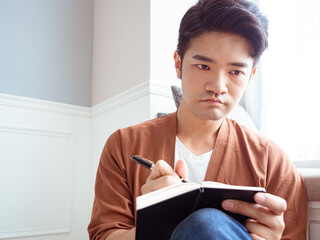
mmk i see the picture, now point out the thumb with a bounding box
[175,159,188,181]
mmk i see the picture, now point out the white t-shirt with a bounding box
[174,137,212,183]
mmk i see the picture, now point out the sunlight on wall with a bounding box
[259,0,320,161]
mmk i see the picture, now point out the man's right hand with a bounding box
[141,159,188,194]
[107,160,187,240]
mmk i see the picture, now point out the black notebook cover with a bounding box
[135,184,265,240]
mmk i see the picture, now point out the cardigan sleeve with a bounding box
[266,142,307,240]
[88,130,135,240]
[277,171,307,240]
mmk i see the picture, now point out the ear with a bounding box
[249,66,258,81]
[174,51,182,79]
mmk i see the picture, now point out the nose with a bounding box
[204,71,228,95]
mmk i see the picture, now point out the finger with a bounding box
[246,219,269,239]
[246,217,283,240]
[250,233,265,240]
[245,214,285,239]
[148,160,179,181]
[254,193,287,215]
[222,200,272,225]
[141,175,182,194]
[248,221,282,240]
[175,159,188,181]
[222,200,285,232]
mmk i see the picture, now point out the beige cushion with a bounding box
[298,168,320,201]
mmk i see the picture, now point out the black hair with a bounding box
[177,0,269,66]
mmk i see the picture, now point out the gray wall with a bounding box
[0,0,93,107]
[91,0,150,106]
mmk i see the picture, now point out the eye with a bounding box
[230,70,243,76]
[197,64,210,70]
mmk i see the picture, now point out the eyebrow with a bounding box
[192,54,214,63]
[229,62,248,68]
[192,54,249,68]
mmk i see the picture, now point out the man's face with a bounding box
[174,31,256,121]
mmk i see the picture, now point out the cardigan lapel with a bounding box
[204,118,230,182]
[160,113,231,180]
[161,112,177,169]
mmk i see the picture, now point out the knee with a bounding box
[171,208,228,239]
[194,208,230,232]
[192,208,226,220]
[171,208,250,240]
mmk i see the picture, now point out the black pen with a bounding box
[130,155,155,170]
[130,155,187,183]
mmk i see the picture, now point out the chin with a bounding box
[193,110,226,121]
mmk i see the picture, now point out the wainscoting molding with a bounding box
[0,93,91,118]
[0,94,92,240]
[0,125,73,239]
[91,81,173,118]
[0,82,174,240]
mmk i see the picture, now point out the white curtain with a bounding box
[249,0,320,161]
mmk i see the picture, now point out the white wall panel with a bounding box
[0,82,175,240]
[0,94,91,240]
[0,127,73,239]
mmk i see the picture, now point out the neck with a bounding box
[176,101,224,156]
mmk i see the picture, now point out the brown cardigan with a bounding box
[88,112,307,240]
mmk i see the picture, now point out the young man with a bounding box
[88,0,307,239]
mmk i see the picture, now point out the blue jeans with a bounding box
[170,208,251,240]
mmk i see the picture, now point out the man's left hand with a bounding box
[222,192,287,240]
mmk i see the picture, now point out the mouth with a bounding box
[202,98,223,104]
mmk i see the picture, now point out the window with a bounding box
[252,1,320,161]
